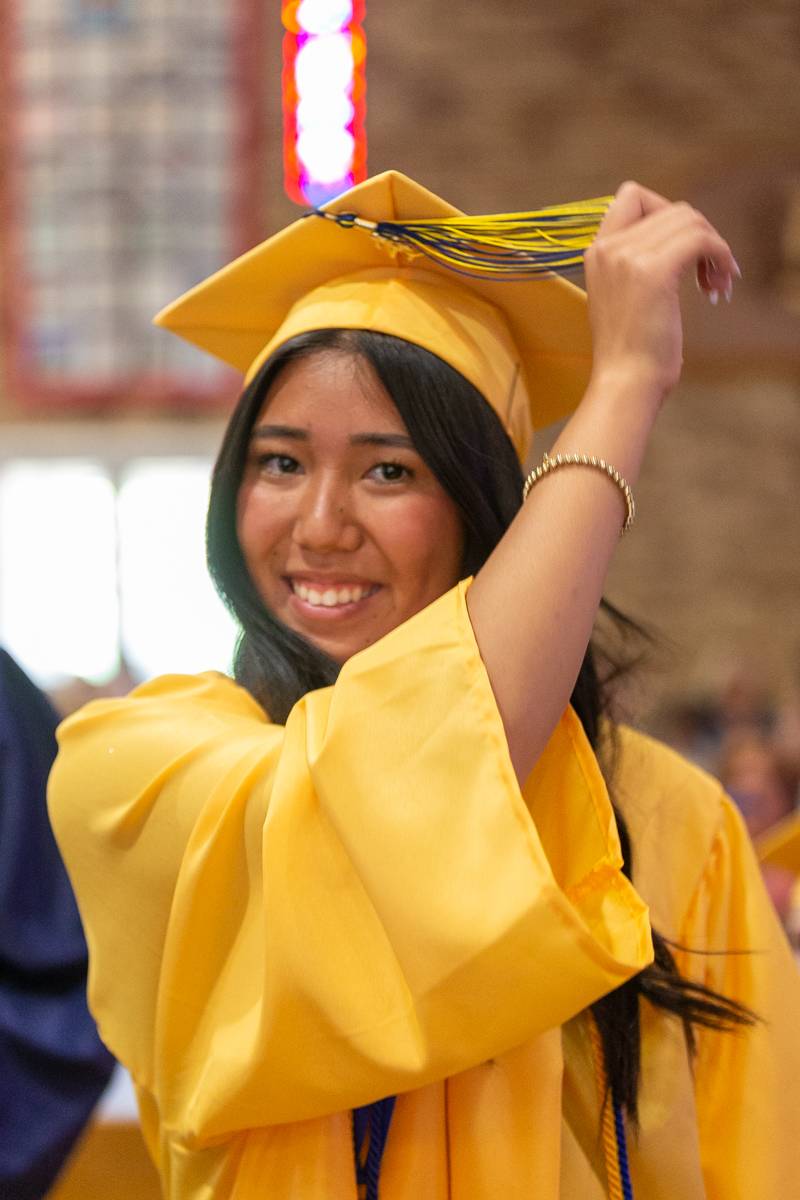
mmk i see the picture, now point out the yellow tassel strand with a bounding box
[589,1016,626,1200]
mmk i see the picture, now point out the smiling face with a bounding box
[236,349,464,664]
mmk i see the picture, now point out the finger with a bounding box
[653,224,739,299]
[594,201,740,300]
[599,200,711,252]
[598,181,672,236]
[697,254,742,300]
[644,211,739,298]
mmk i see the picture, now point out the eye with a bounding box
[368,461,412,483]
[256,453,301,476]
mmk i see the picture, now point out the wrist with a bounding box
[554,373,662,487]
[522,451,636,536]
[582,363,668,418]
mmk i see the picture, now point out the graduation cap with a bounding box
[154,171,610,461]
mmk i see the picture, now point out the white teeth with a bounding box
[291,581,373,607]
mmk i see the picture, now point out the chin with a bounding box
[281,622,354,665]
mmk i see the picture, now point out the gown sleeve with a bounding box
[48,580,652,1141]
[676,794,800,1200]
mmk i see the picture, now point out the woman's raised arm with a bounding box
[467,181,739,781]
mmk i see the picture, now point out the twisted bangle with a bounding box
[522,451,635,536]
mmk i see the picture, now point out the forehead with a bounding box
[254,349,408,434]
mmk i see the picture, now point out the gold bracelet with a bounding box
[522,451,636,535]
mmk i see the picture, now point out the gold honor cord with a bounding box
[310,197,614,278]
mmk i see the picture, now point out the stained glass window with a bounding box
[1,0,265,410]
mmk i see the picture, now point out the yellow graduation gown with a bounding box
[48,582,800,1199]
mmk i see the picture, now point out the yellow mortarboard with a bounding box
[154,171,608,461]
[756,810,800,874]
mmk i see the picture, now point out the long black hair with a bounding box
[207,328,753,1121]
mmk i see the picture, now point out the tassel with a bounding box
[308,196,613,279]
[590,1016,635,1200]
[353,1096,397,1200]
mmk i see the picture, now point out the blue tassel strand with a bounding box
[613,1098,635,1200]
[352,1096,397,1200]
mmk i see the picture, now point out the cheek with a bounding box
[380,496,463,590]
[236,482,283,566]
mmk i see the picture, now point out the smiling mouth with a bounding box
[288,579,380,609]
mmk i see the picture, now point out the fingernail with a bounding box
[695,271,703,293]
[708,289,719,306]
[724,281,733,303]
[732,258,743,279]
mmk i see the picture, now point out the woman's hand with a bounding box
[584,181,739,407]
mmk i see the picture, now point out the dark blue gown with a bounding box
[0,650,115,1199]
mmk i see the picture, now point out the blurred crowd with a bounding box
[650,658,800,950]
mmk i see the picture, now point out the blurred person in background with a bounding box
[648,659,777,774]
[0,648,115,1198]
[773,648,800,792]
[717,730,800,927]
[757,769,800,959]
[49,658,140,722]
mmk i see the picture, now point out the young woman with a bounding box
[49,173,800,1199]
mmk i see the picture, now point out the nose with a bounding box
[293,473,362,554]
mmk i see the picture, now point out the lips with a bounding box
[288,579,380,609]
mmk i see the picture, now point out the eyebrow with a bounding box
[251,424,415,450]
[351,432,415,449]
[251,424,308,441]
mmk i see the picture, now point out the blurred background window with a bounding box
[0,456,236,691]
[118,458,237,681]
